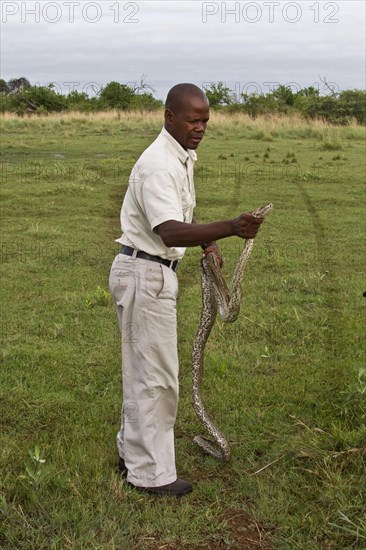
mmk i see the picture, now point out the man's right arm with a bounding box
[156,213,263,248]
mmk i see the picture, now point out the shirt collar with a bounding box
[160,127,197,164]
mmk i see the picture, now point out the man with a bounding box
[109,83,263,497]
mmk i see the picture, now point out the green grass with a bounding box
[1,112,365,549]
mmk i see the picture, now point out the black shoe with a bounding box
[117,457,128,477]
[127,478,192,497]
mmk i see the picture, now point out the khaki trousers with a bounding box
[109,253,179,487]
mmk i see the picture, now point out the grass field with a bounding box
[1,111,365,549]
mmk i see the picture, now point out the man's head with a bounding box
[164,83,210,151]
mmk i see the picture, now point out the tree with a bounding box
[99,82,135,110]
[297,86,319,98]
[6,77,31,94]
[204,82,233,107]
[271,85,296,113]
[239,92,277,118]
[131,74,156,95]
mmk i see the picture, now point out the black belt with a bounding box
[120,246,179,272]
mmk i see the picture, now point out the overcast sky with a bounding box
[1,0,365,100]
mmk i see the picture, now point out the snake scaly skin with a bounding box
[192,203,273,461]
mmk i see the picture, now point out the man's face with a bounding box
[165,96,210,150]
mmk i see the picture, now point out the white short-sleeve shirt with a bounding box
[116,127,197,261]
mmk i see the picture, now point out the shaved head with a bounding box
[165,83,209,113]
[164,83,210,150]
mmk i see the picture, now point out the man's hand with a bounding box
[231,212,264,239]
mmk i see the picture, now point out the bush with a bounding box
[0,84,67,114]
[129,93,163,111]
[66,91,97,113]
[337,90,366,125]
[1,77,365,123]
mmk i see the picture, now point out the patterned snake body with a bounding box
[192,203,273,461]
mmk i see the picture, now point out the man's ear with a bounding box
[164,108,174,125]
